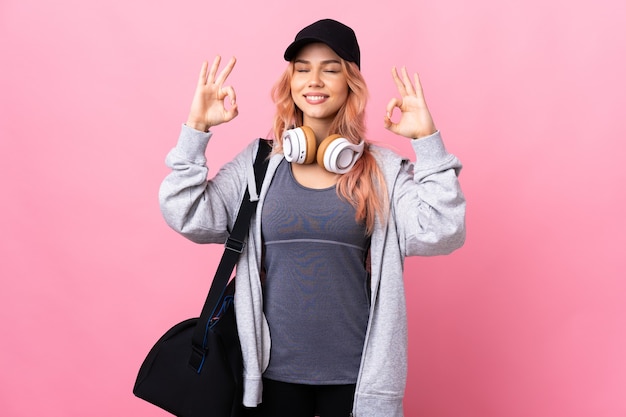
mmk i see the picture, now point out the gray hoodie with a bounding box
[159,125,466,417]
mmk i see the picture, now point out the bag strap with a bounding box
[189,139,272,372]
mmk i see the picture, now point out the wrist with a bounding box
[185,120,210,133]
[413,127,437,140]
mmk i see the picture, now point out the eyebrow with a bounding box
[294,59,342,65]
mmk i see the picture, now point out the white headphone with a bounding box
[282,126,365,174]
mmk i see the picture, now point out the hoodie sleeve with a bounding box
[392,131,466,257]
[158,124,254,244]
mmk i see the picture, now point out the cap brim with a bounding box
[283,37,324,61]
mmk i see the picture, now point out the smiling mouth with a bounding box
[305,95,328,103]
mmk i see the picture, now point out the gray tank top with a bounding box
[261,159,370,384]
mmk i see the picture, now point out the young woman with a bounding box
[159,18,466,417]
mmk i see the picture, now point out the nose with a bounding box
[307,70,324,87]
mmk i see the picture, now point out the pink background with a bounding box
[1,0,625,416]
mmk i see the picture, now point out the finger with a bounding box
[401,67,416,96]
[385,97,401,117]
[223,87,239,122]
[391,67,408,96]
[207,55,222,83]
[384,97,403,133]
[221,85,237,107]
[215,56,237,86]
[224,104,239,122]
[383,113,397,133]
[197,61,209,86]
[413,72,425,101]
[383,113,393,130]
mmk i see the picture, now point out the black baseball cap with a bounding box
[284,19,361,69]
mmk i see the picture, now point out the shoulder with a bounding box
[368,144,406,164]
[367,143,408,180]
[224,138,269,168]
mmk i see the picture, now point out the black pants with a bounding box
[245,378,356,417]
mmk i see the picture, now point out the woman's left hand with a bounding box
[384,66,437,139]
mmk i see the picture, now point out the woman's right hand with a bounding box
[186,56,238,132]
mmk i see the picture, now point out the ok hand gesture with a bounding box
[186,56,238,132]
[384,67,437,140]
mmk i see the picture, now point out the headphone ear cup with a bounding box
[282,126,318,164]
[300,126,318,165]
[316,134,342,170]
[317,135,365,174]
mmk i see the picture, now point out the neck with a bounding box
[302,118,333,143]
[290,161,339,189]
